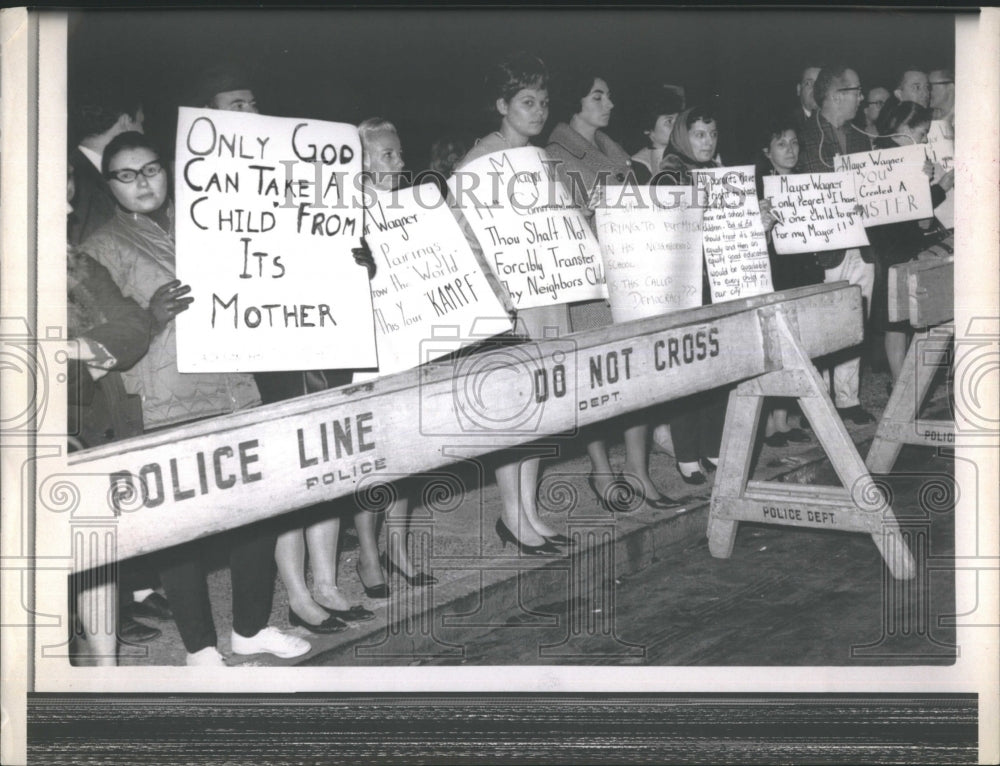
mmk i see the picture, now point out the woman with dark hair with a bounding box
[631,89,685,185]
[454,52,567,553]
[654,107,728,485]
[85,132,311,665]
[546,74,679,512]
[868,100,954,383]
[755,117,818,448]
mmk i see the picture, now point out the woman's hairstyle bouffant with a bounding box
[101,131,161,177]
[875,99,933,138]
[486,51,549,106]
[358,117,398,150]
[758,114,798,152]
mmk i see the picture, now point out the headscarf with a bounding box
[658,107,720,184]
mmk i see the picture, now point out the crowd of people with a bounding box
[67,51,954,665]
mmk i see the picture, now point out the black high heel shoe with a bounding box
[288,607,349,634]
[543,533,576,546]
[383,554,438,586]
[495,518,561,555]
[356,562,389,599]
[587,474,640,513]
[616,474,684,511]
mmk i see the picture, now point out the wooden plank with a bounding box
[64,285,863,567]
[708,389,762,559]
[711,492,885,534]
[887,255,953,326]
[874,419,955,447]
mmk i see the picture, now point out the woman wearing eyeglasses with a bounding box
[853,86,891,148]
[85,131,311,666]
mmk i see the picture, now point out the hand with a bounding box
[585,182,606,214]
[937,169,955,192]
[352,237,376,279]
[149,280,193,326]
[922,158,935,180]
[759,198,777,232]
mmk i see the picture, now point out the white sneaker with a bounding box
[230,626,311,659]
[186,646,226,666]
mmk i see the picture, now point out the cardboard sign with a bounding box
[691,165,773,303]
[834,144,934,226]
[926,120,954,229]
[174,108,377,372]
[359,183,512,376]
[447,146,606,309]
[595,184,705,322]
[762,172,870,254]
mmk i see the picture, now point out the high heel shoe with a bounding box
[356,562,389,599]
[495,518,561,555]
[543,533,576,546]
[288,607,348,634]
[587,474,640,514]
[616,474,684,511]
[383,554,438,586]
[676,462,706,486]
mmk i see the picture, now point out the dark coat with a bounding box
[68,146,118,247]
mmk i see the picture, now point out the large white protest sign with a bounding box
[834,144,934,226]
[595,184,704,322]
[448,146,606,310]
[762,172,870,254]
[174,108,376,372]
[691,165,773,303]
[926,120,955,229]
[360,183,512,376]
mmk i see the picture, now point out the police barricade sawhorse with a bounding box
[64,283,916,593]
[866,250,954,474]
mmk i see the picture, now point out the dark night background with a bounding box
[68,7,955,170]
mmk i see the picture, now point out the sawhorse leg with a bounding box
[708,307,917,580]
[867,323,955,474]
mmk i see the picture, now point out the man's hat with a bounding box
[191,64,254,108]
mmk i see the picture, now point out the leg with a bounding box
[158,543,216,654]
[670,403,700,476]
[622,422,665,500]
[230,524,277,639]
[385,494,414,577]
[354,508,385,590]
[519,455,557,539]
[306,511,352,612]
[275,525,330,624]
[585,429,615,496]
[495,458,546,546]
[73,569,117,667]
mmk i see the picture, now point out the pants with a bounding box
[668,390,728,463]
[823,248,874,408]
[158,524,277,654]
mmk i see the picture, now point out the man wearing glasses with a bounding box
[928,68,955,134]
[857,86,891,143]
[796,65,877,427]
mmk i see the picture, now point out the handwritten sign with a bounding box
[448,146,606,310]
[762,172,870,254]
[691,165,773,303]
[360,183,512,376]
[595,184,704,322]
[926,120,954,229]
[834,144,933,226]
[174,108,377,372]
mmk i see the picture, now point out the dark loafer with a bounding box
[119,615,161,643]
[325,605,376,623]
[129,592,172,621]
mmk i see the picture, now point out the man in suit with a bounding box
[790,65,822,133]
[68,85,145,246]
[796,64,876,426]
[894,68,931,109]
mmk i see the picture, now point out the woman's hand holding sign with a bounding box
[149,279,194,328]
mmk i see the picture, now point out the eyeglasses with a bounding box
[837,86,864,93]
[930,80,954,86]
[865,100,886,107]
[106,160,163,184]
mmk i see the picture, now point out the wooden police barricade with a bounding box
[866,252,954,474]
[65,283,915,580]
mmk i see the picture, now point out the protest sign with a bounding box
[762,172,870,254]
[691,165,773,303]
[926,120,955,229]
[595,184,704,322]
[174,108,376,372]
[448,146,606,310]
[359,183,512,376]
[834,144,933,226]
